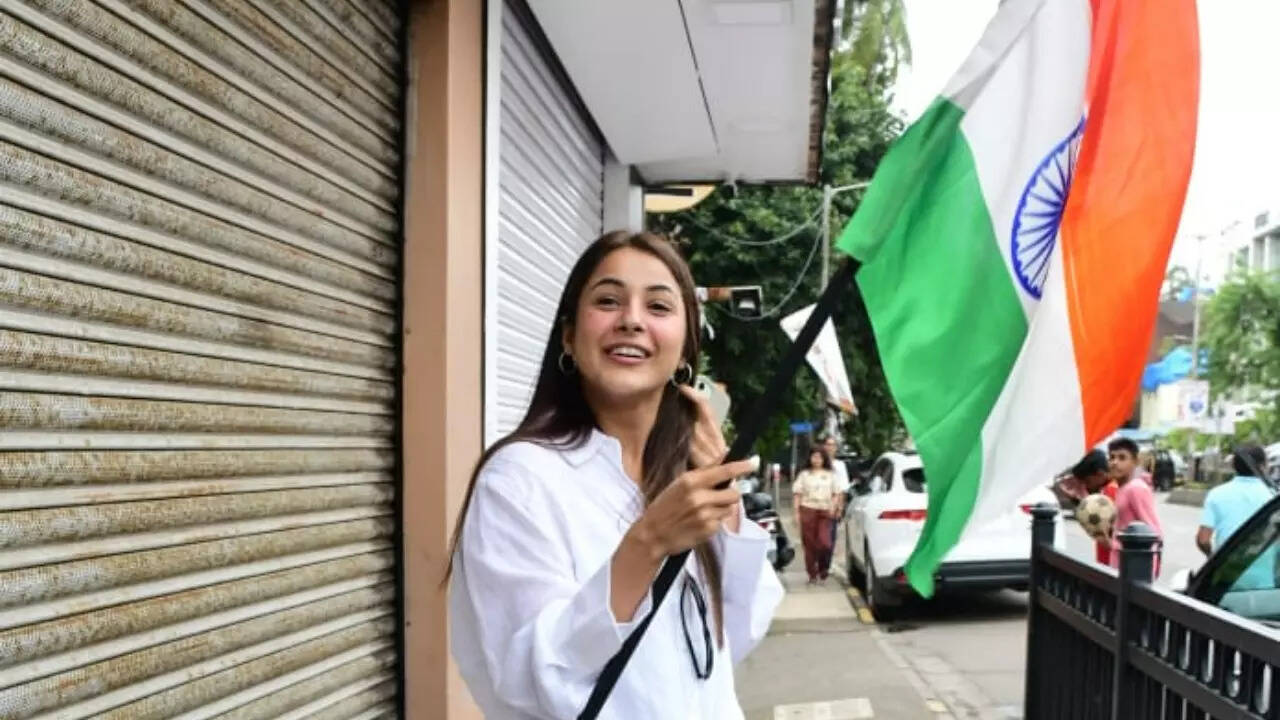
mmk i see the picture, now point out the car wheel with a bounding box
[863,545,897,622]
[846,547,863,586]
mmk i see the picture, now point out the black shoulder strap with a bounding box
[578,260,859,719]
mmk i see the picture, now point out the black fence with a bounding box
[1025,506,1280,719]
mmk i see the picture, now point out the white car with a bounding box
[843,451,1061,619]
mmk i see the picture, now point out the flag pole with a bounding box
[579,257,861,719]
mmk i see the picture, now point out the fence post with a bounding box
[1023,503,1058,720]
[1110,521,1159,720]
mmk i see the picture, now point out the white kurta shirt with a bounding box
[450,430,784,719]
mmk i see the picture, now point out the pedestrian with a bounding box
[1064,449,1118,564]
[1197,445,1274,587]
[820,435,850,577]
[793,447,842,584]
[1109,436,1154,488]
[1108,438,1164,575]
[447,232,783,718]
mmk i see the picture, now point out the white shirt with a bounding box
[450,430,783,719]
[831,458,850,493]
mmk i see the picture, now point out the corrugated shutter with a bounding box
[0,1,402,718]
[487,0,604,445]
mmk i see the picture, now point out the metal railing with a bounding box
[1025,505,1280,719]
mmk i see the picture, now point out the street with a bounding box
[856,494,1205,718]
[739,493,1205,718]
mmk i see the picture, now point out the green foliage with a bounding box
[1203,272,1280,406]
[651,58,907,460]
[1165,428,1216,454]
[1231,407,1280,447]
[841,0,912,85]
[1162,265,1193,301]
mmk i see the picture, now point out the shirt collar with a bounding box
[561,428,623,468]
[1233,475,1266,484]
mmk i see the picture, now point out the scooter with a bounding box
[741,484,795,571]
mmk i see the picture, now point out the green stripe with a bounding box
[837,99,1027,596]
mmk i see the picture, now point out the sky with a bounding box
[891,0,1280,284]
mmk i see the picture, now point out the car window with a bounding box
[1198,505,1280,622]
[902,468,926,493]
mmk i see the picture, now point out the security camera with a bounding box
[730,286,763,319]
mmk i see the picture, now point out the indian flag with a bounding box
[837,0,1198,595]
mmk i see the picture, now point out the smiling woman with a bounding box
[445,231,782,719]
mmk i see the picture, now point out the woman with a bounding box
[792,447,842,584]
[448,231,783,718]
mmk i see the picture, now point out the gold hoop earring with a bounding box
[557,351,576,375]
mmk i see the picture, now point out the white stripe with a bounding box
[957,0,1092,318]
[971,248,1084,537]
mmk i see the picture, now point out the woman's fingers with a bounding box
[676,383,715,421]
[689,458,757,488]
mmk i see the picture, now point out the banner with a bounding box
[780,304,857,415]
[1175,379,1210,428]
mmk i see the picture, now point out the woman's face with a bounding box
[565,247,688,407]
[809,451,824,469]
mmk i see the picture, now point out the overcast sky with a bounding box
[891,0,1280,279]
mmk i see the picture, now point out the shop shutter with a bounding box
[487,0,604,445]
[0,1,402,717]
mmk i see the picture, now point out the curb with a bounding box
[844,586,877,625]
[1168,487,1207,507]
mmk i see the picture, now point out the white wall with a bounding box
[603,152,643,233]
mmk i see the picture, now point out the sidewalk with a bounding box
[734,498,951,720]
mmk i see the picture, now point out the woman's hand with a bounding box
[632,459,755,556]
[611,460,754,620]
[677,384,728,469]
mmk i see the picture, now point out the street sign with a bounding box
[789,421,814,434]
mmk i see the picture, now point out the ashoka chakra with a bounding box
[1010,117,1085,299]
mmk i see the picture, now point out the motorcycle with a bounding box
[739,477,794,571]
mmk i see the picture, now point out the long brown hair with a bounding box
[446,231,725,642]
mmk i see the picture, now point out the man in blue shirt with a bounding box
[1198,445,1275,588]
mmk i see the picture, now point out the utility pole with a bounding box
[1189,233,1205,379]
[817,181,870,441]
[1187,233,1205,469]
[820,181,870,290]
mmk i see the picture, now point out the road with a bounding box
[859,494,1204,719]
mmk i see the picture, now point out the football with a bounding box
[1076,493,1117,542]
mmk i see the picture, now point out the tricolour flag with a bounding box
[836,0,1198,595]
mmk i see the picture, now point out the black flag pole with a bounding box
[578,257,861,719]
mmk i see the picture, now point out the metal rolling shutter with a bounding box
[0,1,402,718]
[488,0,604,444]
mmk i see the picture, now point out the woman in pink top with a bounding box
[1108,439,1163,576]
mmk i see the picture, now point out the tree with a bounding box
[650,54,907,460]
[1162,264,1193,301]
[840,0,912,85]
[1203,272,1280,412]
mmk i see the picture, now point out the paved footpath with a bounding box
[735,502,955,720]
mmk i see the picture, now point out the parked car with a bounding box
[843,451,1061,620]
[1172,492,1280,626]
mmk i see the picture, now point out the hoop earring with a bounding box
[557,351,576,375]
[670,361,693,387]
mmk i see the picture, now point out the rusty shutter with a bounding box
[485,0,603,445]
[0,1,402,717]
